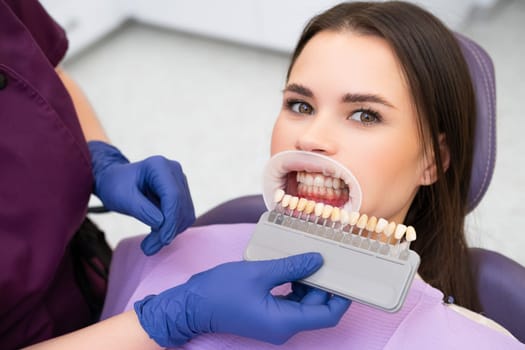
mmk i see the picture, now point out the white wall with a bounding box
[42,0,497,57]
[40,0,525,267]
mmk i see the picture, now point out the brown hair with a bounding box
[287,1,479,310]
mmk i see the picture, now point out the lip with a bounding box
[262,150,362,213]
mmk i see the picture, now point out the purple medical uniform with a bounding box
[0,1,94,348]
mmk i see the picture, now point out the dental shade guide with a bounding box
[244,192,420,313]
[249,150,420,312]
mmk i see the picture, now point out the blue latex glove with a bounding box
[134,253,351,347]
[88,141,195,255]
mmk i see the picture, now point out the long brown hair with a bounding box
[287,1,479,310]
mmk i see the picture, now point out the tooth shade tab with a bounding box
[314,202,325,217]
[375,218,388,233]
[331,207,341,222]
[349,211,360,226]
[406,226,417,242]
[322,205,334,219]
[385,222,396,237]
[357,214,368,229]
[305,200,316,214]
[297,198,308,211]
[340,209,350,225]
[289,196,299,210]
[394,224,407,240]
[281,194,292,208]
[263,193,419,263]
[274,189,285,203]
[366,216,378,232]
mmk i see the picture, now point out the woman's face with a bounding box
[271,30,430,223]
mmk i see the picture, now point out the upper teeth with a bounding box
[296,172,345,189]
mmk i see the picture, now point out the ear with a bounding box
[419,133,450,186]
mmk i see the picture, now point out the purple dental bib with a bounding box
[102,224,523,349]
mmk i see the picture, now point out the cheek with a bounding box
[345,139,423,219]
[270,115,294,155]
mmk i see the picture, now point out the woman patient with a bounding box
[101,1,523,349]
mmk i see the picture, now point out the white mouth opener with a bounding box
[262,150,362,213]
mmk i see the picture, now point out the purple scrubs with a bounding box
[0,1,94,348]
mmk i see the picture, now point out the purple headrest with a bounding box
[455,33,497,213]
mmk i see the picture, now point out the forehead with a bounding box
[288,30,410,102]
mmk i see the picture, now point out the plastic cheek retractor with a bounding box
[262,150,362,213]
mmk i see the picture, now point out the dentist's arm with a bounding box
[56,67,109,142]
[26,253,350,349]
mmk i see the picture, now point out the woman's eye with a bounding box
[349,110,380,125]
[289,101,314,115]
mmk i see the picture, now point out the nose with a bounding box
[295,116,337,155]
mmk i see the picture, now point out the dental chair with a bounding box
[192,34,525,343]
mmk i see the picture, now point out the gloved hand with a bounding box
[88,141,195,255]
[134,253,351,347]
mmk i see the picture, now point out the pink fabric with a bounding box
[101,224,524,349]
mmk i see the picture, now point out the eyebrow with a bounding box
[284,83,313,97]
[284,83,395,109]
[342,93,395,109]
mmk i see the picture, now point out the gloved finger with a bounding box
[161,192,195,243]
[158,193,194,245]
[165,172,195,237]
[283,282,309,302]
[288,296,351,331]
[129,189,164,229]
[300,288,330,305]
[140,230,165,256]
[144,164,194,244]
[258,252,323,289]
[174,173,195,233]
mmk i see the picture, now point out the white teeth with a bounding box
[314,175,324,187]
[296,171,347,191]
[305,174,314,186]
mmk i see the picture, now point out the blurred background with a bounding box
[40,0,525,266]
